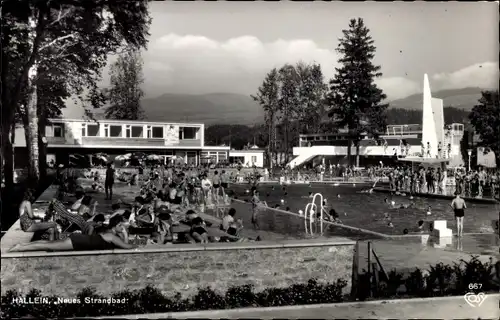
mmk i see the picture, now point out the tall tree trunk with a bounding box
[355,142,360,168]
[347,138,352,167]
[0,125,15,230]
[10,121,16,174]
[266,112,274,168]
[284,118,289,164]
[22,66,40,187]
[37,95,47,181]
[1,126,15,191]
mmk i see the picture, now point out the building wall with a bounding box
[13,120,205,149]
[1,240,355,298]
[229,151,265,167]
[432,98,444,145]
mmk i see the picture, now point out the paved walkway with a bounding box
[357,237,498,276]
[103,294,500,319]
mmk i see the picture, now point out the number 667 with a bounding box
[468,283,482,290]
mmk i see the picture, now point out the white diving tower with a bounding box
[287,74,445,168]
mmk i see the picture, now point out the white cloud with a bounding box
[63,33,498,118]
[376,77,421,100]
[431,62,499,91]
[144,33,498,100]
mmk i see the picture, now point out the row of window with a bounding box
[201,151,228,160]
[47,123,199,140]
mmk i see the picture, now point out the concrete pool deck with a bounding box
[2,179,498,276]
[101,293,500,319]
[373,187,500,204]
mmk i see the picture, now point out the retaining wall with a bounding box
[1,239,355,298]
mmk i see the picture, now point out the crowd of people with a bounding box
[10,164,265,253]
[365,165,500,199]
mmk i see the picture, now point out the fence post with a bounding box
[367,241,372,297]
[350,241,360,300]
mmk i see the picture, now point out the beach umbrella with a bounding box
[132,152,146,160]
[69,154,86,160]
[93,153,108,162]
[147,154,161,161]
[116,153,132,161]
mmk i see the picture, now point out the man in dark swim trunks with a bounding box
[105,163,115,200]
[451,192,466,237]
[212,170,221,203]
[220,170,229,200]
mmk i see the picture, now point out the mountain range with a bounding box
[94,87,489,125]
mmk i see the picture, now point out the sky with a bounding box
[63,1,499,118]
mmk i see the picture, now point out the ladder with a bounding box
[304,193,325,236]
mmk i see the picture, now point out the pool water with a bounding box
[228,183,499,236]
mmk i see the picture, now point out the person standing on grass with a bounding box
[451,192,466,237]
[105,162,115,200]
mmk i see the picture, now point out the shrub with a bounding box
[0,278,347,318]
[1,256,497,318]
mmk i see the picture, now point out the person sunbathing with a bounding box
[151,208,173,244]
[19,190,58,237]
[188,217,209,243]
[71,190,86,211]
[78,195,98,220]
[86,214,106,235]
[10,216,137,252]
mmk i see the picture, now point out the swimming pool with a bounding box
[228,183,499,236]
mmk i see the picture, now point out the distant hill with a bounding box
[140,93,264,125]
[91,87,491,126]
[389,87,488,110]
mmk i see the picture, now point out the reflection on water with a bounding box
[229,184,499,236]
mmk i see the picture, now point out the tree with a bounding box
[459,128,476,170]
[251,68,280,167]
[326,18,388,167]
[1,0,151,188]
[277,64,300,164]
[469,90,500,167]
[296,62,328,135]
[105,49,145,120]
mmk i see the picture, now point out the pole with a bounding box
[467,149,472,172]
[367,241,372,297]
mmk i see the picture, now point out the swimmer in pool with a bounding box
[417,220,424,231]
[384,198,396,208]
[326,208,341,223]
[384,198,413,209]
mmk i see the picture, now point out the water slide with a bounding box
[288,153,316,169]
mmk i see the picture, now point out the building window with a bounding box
[152,126,164,138]
[110,125,122,137]
[125,125,131,138]
[218,152,227,160]
[131,126,143,138]
[86,124,99,136]
[103,124,109,137]
[179,127,198,140]
[53,124,64,137]
[251,156,257,163]
[81,124,86,137]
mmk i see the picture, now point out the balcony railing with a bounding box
[82,137,165,146]
[81,136,203,147]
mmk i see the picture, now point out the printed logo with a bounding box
[464,292,487,308]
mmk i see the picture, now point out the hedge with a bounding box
[1,256,498,318]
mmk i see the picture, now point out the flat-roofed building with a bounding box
[13,118,230,167]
